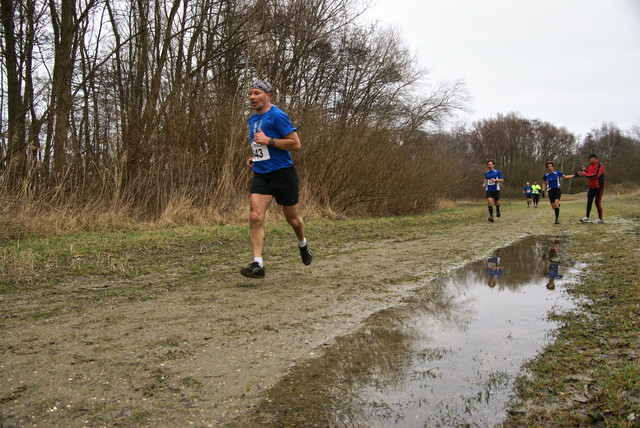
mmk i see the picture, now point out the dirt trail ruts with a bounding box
[1,205,552,427]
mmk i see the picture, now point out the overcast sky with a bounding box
[361,0,640,137]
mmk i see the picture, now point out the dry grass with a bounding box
[1,136,466,241]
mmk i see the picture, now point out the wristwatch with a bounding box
[268,139,275,146]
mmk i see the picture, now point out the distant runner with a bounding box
[541,162,575,224]
[523,182,533,207]
[482,160,504,223]
[531,181,542,208]
[577,153,606,224]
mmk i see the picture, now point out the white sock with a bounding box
[298,238,307,248]
[254,257,264,267]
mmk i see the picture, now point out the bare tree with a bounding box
[581,122,640,184]
[1,0,473,219]
[1,0,28,185]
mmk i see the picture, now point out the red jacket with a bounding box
[584,162,605,189]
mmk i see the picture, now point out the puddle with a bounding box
[248,236,584,427]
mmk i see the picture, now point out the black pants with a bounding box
[586,186,604,218]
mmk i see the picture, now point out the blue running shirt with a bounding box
[485,169,504,191]
[248,105,297,174]
[543,171,564,189]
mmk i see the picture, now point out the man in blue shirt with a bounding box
[482,160,504,222]
[523,182,533,207]
[541,162,575,225]
[240,80,312,278]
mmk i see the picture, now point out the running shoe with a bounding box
[580,217,590,223]
[593,218,604,224]
[240,262,265,278]
[488,216,494,222]
[496,210,501,218]
[554,219,560,225]
[299,244,313,265]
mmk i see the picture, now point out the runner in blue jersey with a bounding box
[541,161,575,225]
[482,160,504,222]
[523,182,533,207]
[240,80,312,278]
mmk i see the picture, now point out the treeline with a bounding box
[450,115,640,198]
[1,0,639,223]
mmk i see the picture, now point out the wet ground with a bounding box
[3,202,605,427]
[247,236,584,427]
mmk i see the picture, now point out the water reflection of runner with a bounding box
[485,256,505,288]
[544,263,563,290]
[542,241,564,290]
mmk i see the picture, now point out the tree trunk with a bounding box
[0,0,28,186]
[50,0,76,183]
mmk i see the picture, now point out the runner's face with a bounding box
[249,89,270,113]
[487,162,495,170]
[547,165,555,172]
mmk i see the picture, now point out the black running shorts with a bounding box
[251,166,299,206]
[486,190,500,201]
[548,188,561,202]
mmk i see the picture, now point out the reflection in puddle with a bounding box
[249,236,584,427]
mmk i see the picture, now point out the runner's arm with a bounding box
[254,130,301,152]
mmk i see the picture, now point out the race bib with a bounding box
[251,141,270,162]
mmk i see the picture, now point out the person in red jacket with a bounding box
[577,153,606,224]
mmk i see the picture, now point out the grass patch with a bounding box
[0,203,480,290]
[1,193,638,425]
[504,197,640,426]
[0,225,248,289]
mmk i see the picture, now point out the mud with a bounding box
[246,236,583,427]
[1,205,566,427]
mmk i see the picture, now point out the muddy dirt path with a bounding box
[2,205,561,427]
